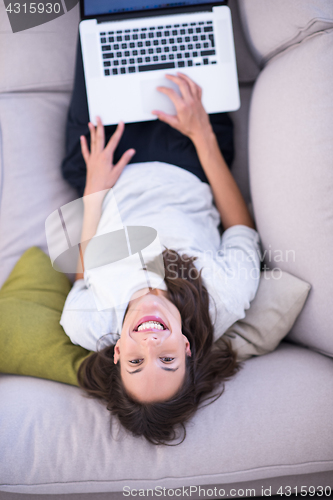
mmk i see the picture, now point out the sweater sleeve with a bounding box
[60,279,119,352]
[195,225,261,342]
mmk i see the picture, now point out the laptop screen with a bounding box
[84,1,223,17]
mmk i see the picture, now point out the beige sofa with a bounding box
[0,1,333,498]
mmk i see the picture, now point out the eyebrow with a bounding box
[126,366,179,374]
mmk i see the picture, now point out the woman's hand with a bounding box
[80,117,136,197]
[152,72,213,144]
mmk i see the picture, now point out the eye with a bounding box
[160,357,175,363]
[129,359,143,364]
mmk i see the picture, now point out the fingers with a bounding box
[164,74,193,103]
[176,72,202,100]
[80,135,90,164]
[151,110,179,129]
[106,121,125,154]
[155,85,184,111]
[154,74,202,120]
[87,116,105,154]
[95,116,105,152]
[113,148,136,176]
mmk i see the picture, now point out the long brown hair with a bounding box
[78,249,241,445]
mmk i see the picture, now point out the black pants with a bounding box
[61,37,234,197]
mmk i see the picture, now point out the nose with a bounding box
[141,335,161,347]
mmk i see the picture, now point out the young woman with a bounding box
[60,43,261,445]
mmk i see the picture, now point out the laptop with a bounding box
[79,1,240,125]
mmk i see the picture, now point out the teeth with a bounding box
[137,321,164,331]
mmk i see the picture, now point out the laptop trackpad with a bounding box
[140,78,181,116]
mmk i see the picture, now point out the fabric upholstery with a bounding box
[249,30,333,357]
[1,472,333,499]
[0,2,80,92]
[0,344,332,494]
[237,0,333,65]
[223,270,311,360]
[0,92,77,288]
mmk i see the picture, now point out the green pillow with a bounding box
[0,247,91,386]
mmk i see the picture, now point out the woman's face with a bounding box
[114,288,191,403]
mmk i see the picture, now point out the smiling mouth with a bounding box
[133,317,168,332]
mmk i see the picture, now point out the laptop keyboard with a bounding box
[100,21,217,76]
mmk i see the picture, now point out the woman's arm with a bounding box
[152,73,254,230]
[191,130,254,230]
[75,118,136,280]
[75,194,104,281]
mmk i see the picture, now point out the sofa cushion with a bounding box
[0,92,77,287]
[0,343,332,494]
[0,246,90,386]
[249,29,333,357]
[238,0,333,65]
[222,270,310,360]
[0,2,79,92]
